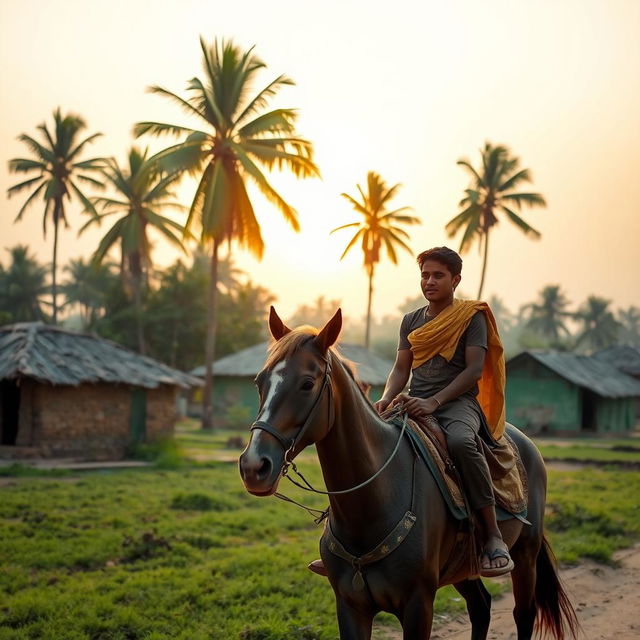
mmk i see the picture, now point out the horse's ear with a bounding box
[313,309,342,353]
[269,306,292,340]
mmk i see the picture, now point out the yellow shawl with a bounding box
[408,299,506,439]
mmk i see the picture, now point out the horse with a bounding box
[239,307,579,640]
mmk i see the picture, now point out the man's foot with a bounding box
[307,559,328,577]
[480,537,514,577]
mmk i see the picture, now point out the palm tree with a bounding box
[7,109,104,323]
[60,257,116,330]
[331,172,419,348]
[134,37,319,429]
[487,294,516,338]
[617,306,640,347]
[524,285,573,343]
[80,147,187,354]
[575,296,621,352]
[190,248,244,294]
[446,142,546,299]
[0,246,49,323]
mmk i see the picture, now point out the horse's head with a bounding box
[239,306,342,496]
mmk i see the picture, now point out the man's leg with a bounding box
[443,421,513,575]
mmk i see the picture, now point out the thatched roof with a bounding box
[191,341,393,386]
[0,323,200,389]
[507,351,640,398]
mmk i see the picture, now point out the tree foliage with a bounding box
[0,246,49,323]
[7,109,104,322]
[446,142,546,298]
[331,171,419,347]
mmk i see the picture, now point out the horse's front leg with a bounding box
[400,586,436,640]
[336,597,374,640]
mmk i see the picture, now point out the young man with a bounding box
[308,245,512,577]
[374,245,512,576]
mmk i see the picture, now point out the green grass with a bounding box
[534,436,640,465]
[1,435,640,639]
[545,468,640,564]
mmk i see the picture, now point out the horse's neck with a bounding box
[315,358,411,539]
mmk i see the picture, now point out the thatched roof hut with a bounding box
[0,323,200,460]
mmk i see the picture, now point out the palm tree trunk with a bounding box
[202,239,219,431]
[133,273,146,355]
[365,264,374,349]
[52,204,60,324]
[477,231,490,300]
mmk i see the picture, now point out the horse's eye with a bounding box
[300,380,314,391]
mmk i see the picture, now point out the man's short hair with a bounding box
[416,247,462,277]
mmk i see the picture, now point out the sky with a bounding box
[1,0,639,326]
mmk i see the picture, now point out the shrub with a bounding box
[226,403,252,429]
[127,437,185,469]
[170,492,235,512]
[121,530,172,562]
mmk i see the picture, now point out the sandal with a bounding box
[480,546,515,577]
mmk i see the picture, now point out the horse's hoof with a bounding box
[307,559,328,577]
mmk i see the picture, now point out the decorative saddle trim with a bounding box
[325,511,417,591]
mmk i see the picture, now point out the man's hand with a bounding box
[373,398,392,414]
[394,393,440,418]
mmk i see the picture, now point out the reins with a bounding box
[250,351,410,520]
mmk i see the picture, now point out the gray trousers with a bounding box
[440,420,495,510]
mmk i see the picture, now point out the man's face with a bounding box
[420,259,461,302]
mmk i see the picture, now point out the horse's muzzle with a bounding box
[239,440,283,496]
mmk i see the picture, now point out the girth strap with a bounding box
[325,511,417,591]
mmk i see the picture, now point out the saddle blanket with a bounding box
[386,411,529,523]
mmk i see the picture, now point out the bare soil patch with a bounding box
[429,544,640,639]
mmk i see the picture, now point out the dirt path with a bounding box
[426,544,640,639]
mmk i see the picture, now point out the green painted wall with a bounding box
[594,396,635,433]
[507,355,635,434]
[506,357,580,433]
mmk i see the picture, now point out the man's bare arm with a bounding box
[373,349,413,413]
[399,345,486,417]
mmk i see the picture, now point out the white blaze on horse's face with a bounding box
[257,359,287,424]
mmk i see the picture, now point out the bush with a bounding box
[121,530,172,562]
[225,403,252,429]
[170,492,235,512]
[127,437,185,469]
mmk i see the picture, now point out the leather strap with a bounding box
[325,511,417,590]
[251,355,332,460]
[250,421,293,451]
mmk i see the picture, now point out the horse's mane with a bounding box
[265,327,360,386]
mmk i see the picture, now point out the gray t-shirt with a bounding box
[398,306,488,401]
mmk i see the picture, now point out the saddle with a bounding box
[383,408,528,520]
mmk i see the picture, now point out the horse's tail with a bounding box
[535,534,580,640]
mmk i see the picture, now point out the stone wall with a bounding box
[11,380,177,460]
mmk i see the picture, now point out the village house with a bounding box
[190,342,393,427]
[506,350,640,436]
[0,323,200,460]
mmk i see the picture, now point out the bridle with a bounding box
[250,353,334,464]
[249,349,409,505]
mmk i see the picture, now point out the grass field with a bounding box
[1,429,640,639]
[536,437,640,465]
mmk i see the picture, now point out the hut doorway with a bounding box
[581,390,597,432]
[1,380,21,445]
